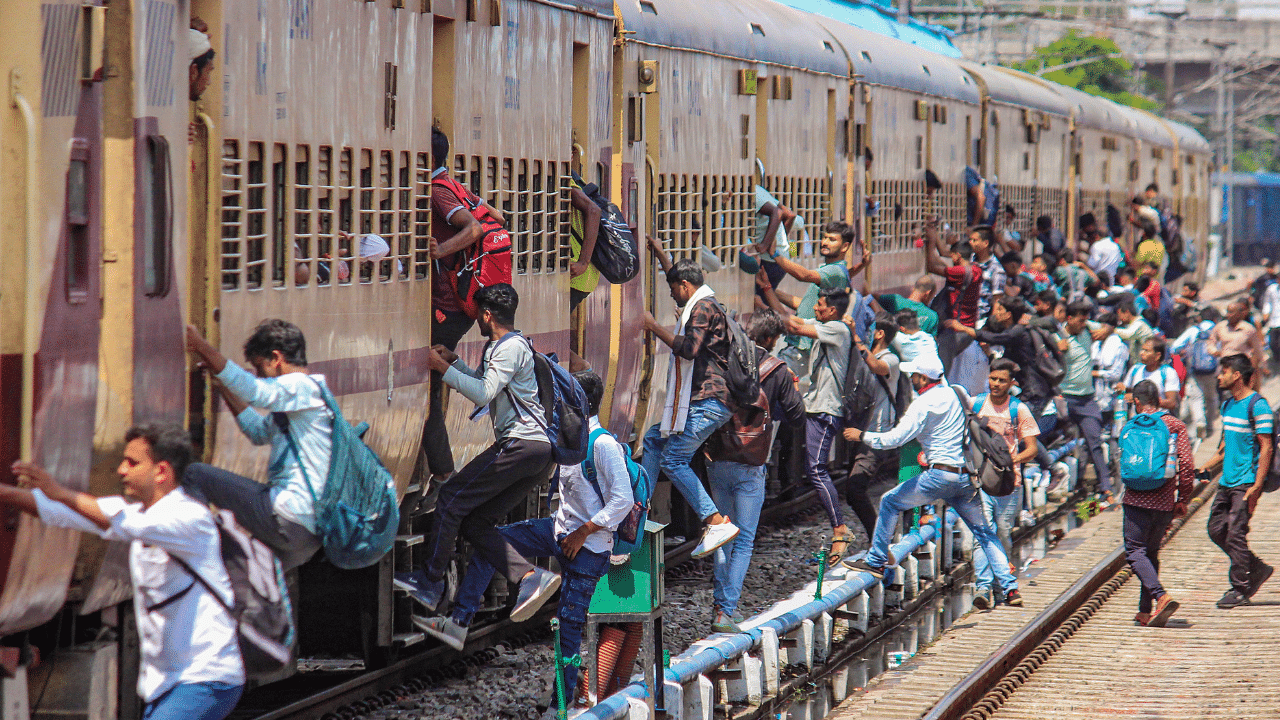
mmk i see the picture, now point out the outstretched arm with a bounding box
[9,462,110,530]
[569,187,602,278]
[923,221,950,277]
[647,235,674,274]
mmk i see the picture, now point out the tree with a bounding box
[1006,30,1161,112]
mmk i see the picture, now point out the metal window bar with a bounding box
[414,152,432,280]
[245,142,267,289]
[294,145,313,287]
[220,140,243,290]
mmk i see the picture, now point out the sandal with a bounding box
[828,534,856,566]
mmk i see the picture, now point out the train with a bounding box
[0,0,1209,716]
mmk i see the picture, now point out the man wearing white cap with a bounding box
[842,354,1022,607]
[189,26,215,103]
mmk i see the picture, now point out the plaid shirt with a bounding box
[671,297,733,407]
[1124,413,1195,512]
[974,254,1006,318]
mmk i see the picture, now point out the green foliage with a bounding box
[1006,29,1161,112]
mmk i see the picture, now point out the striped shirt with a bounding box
[1221,393,1273,489]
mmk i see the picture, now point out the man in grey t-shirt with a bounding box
[785,288,854,551]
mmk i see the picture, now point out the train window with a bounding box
[1023,152,1030,171]
[358,149,375,283]
[1172,169,1180,186]
[65,140,90,303]
[338,148,354,283]
[921,65,930,76]
[861,51,872,63]
[515,158,529,273]
[822,41,834,52]
[271,144,288,288]
[639,0,657,14]
[397,151,412,281]
[295,146,312,287]
[1129,160,1140,182]
[141,135,173,297]
[316,146,336,285]
[654,173,702,263]
[1102,160,1109,183]
[750,23,765,37]
[915,136,923,170]
[707,175,753,264]
[244,142,266,289]
[414,152,432,281]
[763,174,831,251]
[220,141,243,290]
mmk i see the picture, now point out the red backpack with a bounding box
[431,174,512,319]
[1167,355,1188,399]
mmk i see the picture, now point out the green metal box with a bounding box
[587,521,665,614]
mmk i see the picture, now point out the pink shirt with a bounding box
[1209,320,1265,367]
[977,395,1040,484]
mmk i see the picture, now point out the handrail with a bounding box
[578,512,957,719]
[11,70,38,462]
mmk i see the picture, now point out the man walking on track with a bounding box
[841,354,1022,607]
[1198,353,1275,609]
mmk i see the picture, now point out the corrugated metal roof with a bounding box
[617,0,849,76]
[1050,84,1135,136]
[559,0,615,15]
[1162,118,1211,154]
[959,62,1072,117]
[1115,105,1176,147]
[780,0,962,58]
[815,15,980,101]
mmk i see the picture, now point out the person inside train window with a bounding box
[1081,212,1124,284]
[418,371,629,711]
[1000,252,1036,303]
[964,167,998,228]
[184,320,328,570]
[842,354,1022,608]
[702,310,805,633]
[747,184,797,297]
[1121,379,1192,627]
[640,259,741,559]
[566,157,603,313]
[969,226,1004,319]
[397,284,562,620]
[188,25,215,103]
[1034,215,1065,259]
[876,276,939,336]
[5,424,245,720]
[996,204,1022,254]
[968,359,1040,609]
[782,288,852,562]
[841,316,903,551]
[890,309,939,365]
[423,128,508,498]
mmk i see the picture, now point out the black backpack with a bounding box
[840,340,880,428]
[711,299,761,408]
[952,387,1019,496]
[1237,394,1280,493]
[1028,326,1066,387]
[572,173,639,284]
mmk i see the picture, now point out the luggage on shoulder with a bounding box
[282,380,401,569]
[1185,325,1218,374]
[1118,411,1173,491]
[707,357,788,466]
[582,427,654,556]
[1028,326,1066,386]
[499,333,592,466]
[712,299,762,408]
[953,388,1019,497]
[572,172,640,284]
[432,173,513,319]
[161,509,295,679]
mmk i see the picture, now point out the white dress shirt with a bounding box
[1263,283,1280,330]
[33,488,243,701]
[555,417,635,554]
[863,382,966,466]
[1087,237,1124,282]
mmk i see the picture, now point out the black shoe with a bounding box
[1003,589,1024,607]
[842,557,885,580]
[1248,561,1274,598]
[1217,589,1250,609]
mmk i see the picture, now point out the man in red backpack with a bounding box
[423,128,509,497]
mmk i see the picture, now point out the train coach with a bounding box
[0,0,1210,716]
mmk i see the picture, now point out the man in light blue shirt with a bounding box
[842,354,1021,608]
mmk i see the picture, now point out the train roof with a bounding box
[1162,118,1211,154]
[779,0,962,59]
[616,0,849,77]
[959,62,1072,117]
[1049,84,1135,136]
[1109,105,1175,148]
[814,17,980,102]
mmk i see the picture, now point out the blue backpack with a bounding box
[497,333,591,466]
[1118,411,1173,491]
[582,428,654,556]
[1185,325,1218,374]
[282,379,400,569]
[973,394,1021,425]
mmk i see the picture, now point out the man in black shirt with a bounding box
[1036,215,1066,258]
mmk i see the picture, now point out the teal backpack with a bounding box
[1118,411,1173,491]
[582,428,653,556]
[281,379,400,570]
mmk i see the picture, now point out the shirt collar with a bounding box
[431,167,448,178]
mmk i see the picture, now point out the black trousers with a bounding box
[421,438,555,585]
[1123,504,1173,613]
[1207,485,1259,594]
[843,446,899,538]
[184,463,320,570]
[423,309,476,477]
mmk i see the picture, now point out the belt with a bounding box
[927,463,963,474]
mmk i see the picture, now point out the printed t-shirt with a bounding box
[1221,393,1273,488]
[975,394,1039,483]
[943,264,982,327]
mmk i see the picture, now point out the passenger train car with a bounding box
[0,0,1210,715]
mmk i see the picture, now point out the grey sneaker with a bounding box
[511,567,562,623]
[711,611,741,634]
[413,615,467,651]
[972,585,994,611]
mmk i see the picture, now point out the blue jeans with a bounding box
[804,413,845,529]
[867,468,1017,592]
[974,488,1022,590]
[707,460,766,617]
[642,398,733,521]
[450,518,610,696]
[142,682,243,720]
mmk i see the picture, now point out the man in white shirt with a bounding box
[842,355,1022,607]
[1121,337,1181,414]
[1261,280,1280,371]
[422,372,632,713]
[185,319,328,571]
[1081,212,1123,282]
[4,424,244,720]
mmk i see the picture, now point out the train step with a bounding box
[396,534,424,547]
[393,632,425,648]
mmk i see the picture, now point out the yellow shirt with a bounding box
[568,176,601,294]
[1135,238,1165,269]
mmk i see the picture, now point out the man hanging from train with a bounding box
[5,424,245,720]
[184,320,328,571]
[422,128,509,508]
[396,283,562,621]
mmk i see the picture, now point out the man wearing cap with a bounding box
[189,25,215,103]
[842,354,1022,608]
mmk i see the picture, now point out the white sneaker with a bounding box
[691,521,740,559]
